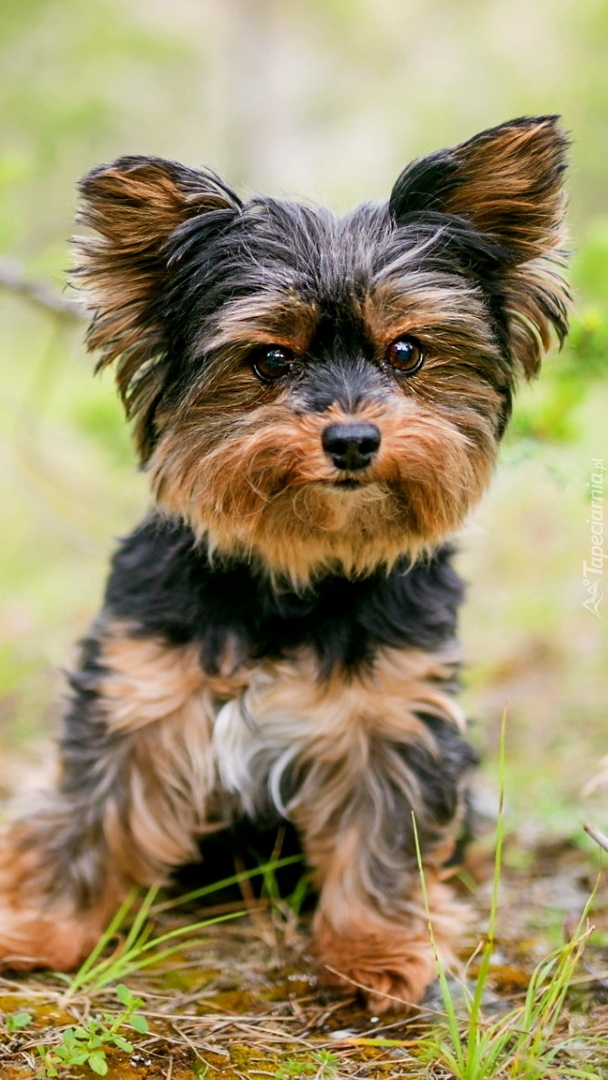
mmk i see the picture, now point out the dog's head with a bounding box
[75,117,568,585]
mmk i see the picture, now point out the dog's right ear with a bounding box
[389,118,569,379]
[74,157,240,455]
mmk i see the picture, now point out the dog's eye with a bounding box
[385,336,424,376]
[251,346,297,383]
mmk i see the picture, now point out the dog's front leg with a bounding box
[0,625,217,971]
[292,711,474,1013]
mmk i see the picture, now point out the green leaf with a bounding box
[6,1011,33,1031]
[87,1050,109,1075]
[72,1025,92,1039]
[130,1013,149,1033]
[115,983,132,1007]
[112,1035,134,1052]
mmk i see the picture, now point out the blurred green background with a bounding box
[0,0,606,839]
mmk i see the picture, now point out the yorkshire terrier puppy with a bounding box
[0,117,568,1012]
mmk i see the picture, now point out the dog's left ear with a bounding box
[389,117,569,376]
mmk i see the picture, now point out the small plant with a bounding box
[4,1010,33,1033]
[36,984,148,1078]
[275,1049,338,1079]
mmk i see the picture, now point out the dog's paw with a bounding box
[319,953,436,1014]
[0,906,100,972]
[0,826,114,972]
[313,915,437,1013]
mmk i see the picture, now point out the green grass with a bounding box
[412,715,608,1080]
[417,888,603,1080]
[58,854,304,998]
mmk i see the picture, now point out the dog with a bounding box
[0,116,569,1012]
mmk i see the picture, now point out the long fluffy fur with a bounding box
[0,117,569,1011]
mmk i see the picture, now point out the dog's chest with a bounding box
[207,643,455,825]
[210,656,337,819]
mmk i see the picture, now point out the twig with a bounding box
[584,822,608,853]
[0,256,85,321]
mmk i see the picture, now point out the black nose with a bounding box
[321,423,381,471]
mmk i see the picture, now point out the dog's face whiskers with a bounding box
[74,117,569,584]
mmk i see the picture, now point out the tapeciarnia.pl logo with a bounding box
[582,458,605,619]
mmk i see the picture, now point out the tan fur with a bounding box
[501,255,570,377]
[210,644,469,1011]
[288,649,468,1014]
[312,874,467,1013]
[100,632,208,729]
[445,119,567,263]
[203,292,319,359]
[78,162,235,365]
[75,160,239,456]
[274,643,465,870]
[285,650,469,1013]
[437,118,570,378]
[238,642,465,757]
[88,628,250,881]
[0,628,245,970]
[0,824,121,971]
[362,273,495,351]
[149,394,495,587]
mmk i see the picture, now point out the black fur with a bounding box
[103,515,465,675]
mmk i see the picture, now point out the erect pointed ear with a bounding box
[389,117,570,376]
[389,116,568,262]
[74,156,240,455]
